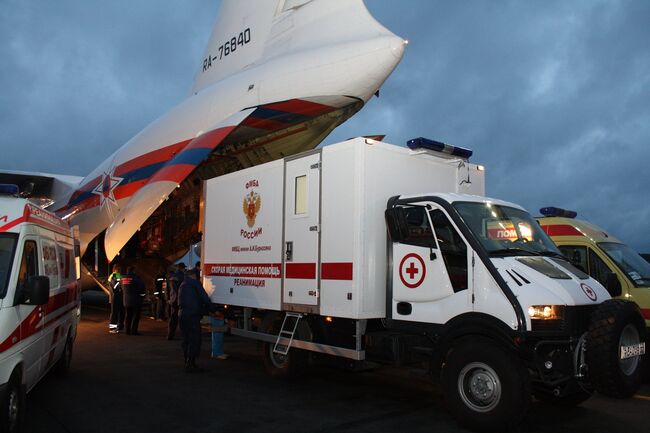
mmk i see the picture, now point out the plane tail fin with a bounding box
[191,0,280,94]
[191,0,397,95]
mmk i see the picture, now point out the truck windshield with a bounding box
[453,202,561,257]
[0,233,18,298]
[598,242,650,287]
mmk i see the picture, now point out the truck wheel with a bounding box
[1,372,25,433]
[54,332,74,376]
[442,339,530,433]
[586,299,647,398]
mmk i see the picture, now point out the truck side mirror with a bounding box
[605,272,622,297]
[385,208,409,242]
[25,276,50,305]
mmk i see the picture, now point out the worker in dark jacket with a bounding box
[122,266,146,335]
[108,264,124,334]
[167,262,186,340]
[178,268,214,371]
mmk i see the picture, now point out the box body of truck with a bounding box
[202,138,484,318]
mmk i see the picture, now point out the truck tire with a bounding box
[54,332,74,376]
[442,339,530,433]
[0,372,25,433]
[260,314,309,379]
[586,299,646,398]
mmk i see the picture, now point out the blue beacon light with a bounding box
[539,207,577,219]
[0,184,20,196]
[406,137,473,159]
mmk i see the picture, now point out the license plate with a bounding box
[620,342,646,360]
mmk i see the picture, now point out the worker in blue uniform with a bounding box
[178,267,214,371]
[167,262,186,340]
[122,266,146,335]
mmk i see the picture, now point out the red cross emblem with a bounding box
[399,253,426,289]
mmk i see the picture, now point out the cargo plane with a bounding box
[0,0,405,279]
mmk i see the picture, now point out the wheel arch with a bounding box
[432,313,522,376]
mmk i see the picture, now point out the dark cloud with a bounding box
[1,1,649,251]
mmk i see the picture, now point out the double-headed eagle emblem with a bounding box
[243,190,261,227]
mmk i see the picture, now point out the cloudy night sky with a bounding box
[1,0,649,252]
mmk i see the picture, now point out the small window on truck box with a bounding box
[294,175,307,215]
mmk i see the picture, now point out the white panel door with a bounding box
[283,152,321,310]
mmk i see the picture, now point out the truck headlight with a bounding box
[528,305,563,320]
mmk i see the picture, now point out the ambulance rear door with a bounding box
[282,151,321,313]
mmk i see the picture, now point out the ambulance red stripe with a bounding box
[0,283,79,353]
[540,224,584,237]
[204,262,354,281]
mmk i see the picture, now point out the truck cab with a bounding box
[0,184,81,432]
[536,207,650,328]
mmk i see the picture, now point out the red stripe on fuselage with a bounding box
[114,140,190,177]
[186,126,236,151]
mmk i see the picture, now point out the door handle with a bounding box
[430,249,437,261]
[285,241,293,262]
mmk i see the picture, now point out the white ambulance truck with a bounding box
[0,184,81,433]
[201,138,646,432]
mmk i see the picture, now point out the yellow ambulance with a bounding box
[537,207,650,327]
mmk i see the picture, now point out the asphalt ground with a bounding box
[24,291,650,433]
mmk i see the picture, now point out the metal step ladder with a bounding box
[273,312,302,355]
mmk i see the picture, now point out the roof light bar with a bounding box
[407,137,473,159]
[539,206,577,219]
[0,184,19,196]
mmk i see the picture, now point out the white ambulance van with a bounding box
[201,138,646,433]
[0,184,80,433]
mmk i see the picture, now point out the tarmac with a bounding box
[24,291,650,433]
